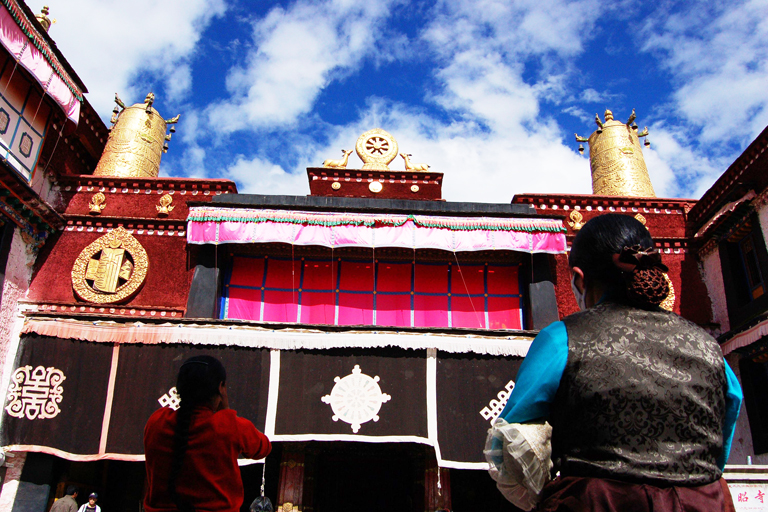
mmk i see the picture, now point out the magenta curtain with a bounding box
[223,255,523,330]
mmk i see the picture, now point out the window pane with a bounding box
[225,286,262,321]
[338,293,374,325]
[339,261,374,291]
[377,262,412,292]
[487,265,519,295]
[229,256,265,287]
[415,263,448,293]
[376,294,411,327]
[264,259,301,289]
[263,290,298,322]
[451,296,485,328]
[451,265,484,295]
[300,292,335,324]
[414,295,448,327]
[301,260,336,291]
[488,296,522,329]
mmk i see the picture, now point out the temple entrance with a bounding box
[309,442,423,512]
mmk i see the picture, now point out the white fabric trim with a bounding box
[438,460,491,470]
[2,445,145,462]
[22,318,535,356]
[99,345,120,455]
[268,434,435,445]
[264,350,280,438]
[426,348,441,461]
[720,318,768,355]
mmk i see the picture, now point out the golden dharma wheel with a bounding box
[94,102,169,178]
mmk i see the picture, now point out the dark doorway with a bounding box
[311,442,423,512]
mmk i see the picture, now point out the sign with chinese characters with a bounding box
[730,484,768,511]
[5,365,65,420]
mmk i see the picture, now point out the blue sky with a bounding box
[32,0,768,202]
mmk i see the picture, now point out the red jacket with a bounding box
[144,406,271,512]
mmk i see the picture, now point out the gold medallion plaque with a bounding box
[355,129,398,170]
[71,227,149,304]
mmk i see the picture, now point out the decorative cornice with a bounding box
[22,301,184,318]
[512,193,694,215]
[59,176,237,196]
[64,217,186,237]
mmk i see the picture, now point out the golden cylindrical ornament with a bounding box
[94,104,168,178]
[587,113,655,197]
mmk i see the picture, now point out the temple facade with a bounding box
[0,1,765,511]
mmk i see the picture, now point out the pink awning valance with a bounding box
[0,1,82,123]
[187,207,567,254]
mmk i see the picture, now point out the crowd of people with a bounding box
[50,487,101,512]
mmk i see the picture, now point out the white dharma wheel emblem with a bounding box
[321,364,391,433]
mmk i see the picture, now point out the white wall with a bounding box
[701,249,730,335]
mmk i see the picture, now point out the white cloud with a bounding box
[225,98,592,203]
[225,155,309,196]
[205,0,602,201]
[31,0,226,116]
[645,127,729,199]
[206,0,399,133]
[642,0,768,144]
[424,0,600,60]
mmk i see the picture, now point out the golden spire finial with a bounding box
[574,108,655,197]
[93,92,180,178]
[35,6,55,32]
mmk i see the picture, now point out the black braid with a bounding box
[168,401,196,512]
[167,356,227,512]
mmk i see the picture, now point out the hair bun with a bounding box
[625,267,670,306]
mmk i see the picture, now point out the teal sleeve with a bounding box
[499,321,568,424]
[719,359,743,470]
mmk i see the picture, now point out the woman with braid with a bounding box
[489,214,743,511]
[144,355,271,512]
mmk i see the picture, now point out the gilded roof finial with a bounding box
[35,6,56,32]
[574,108,655,197]
[94,92,181,178]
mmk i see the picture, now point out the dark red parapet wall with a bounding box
[307,167,443,200]
[512,193,712,327]
[27,175,237,316]
[56,176,238,219]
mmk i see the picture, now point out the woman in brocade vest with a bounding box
[493,214,743,512]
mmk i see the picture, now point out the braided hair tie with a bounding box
[611,245,670,306]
